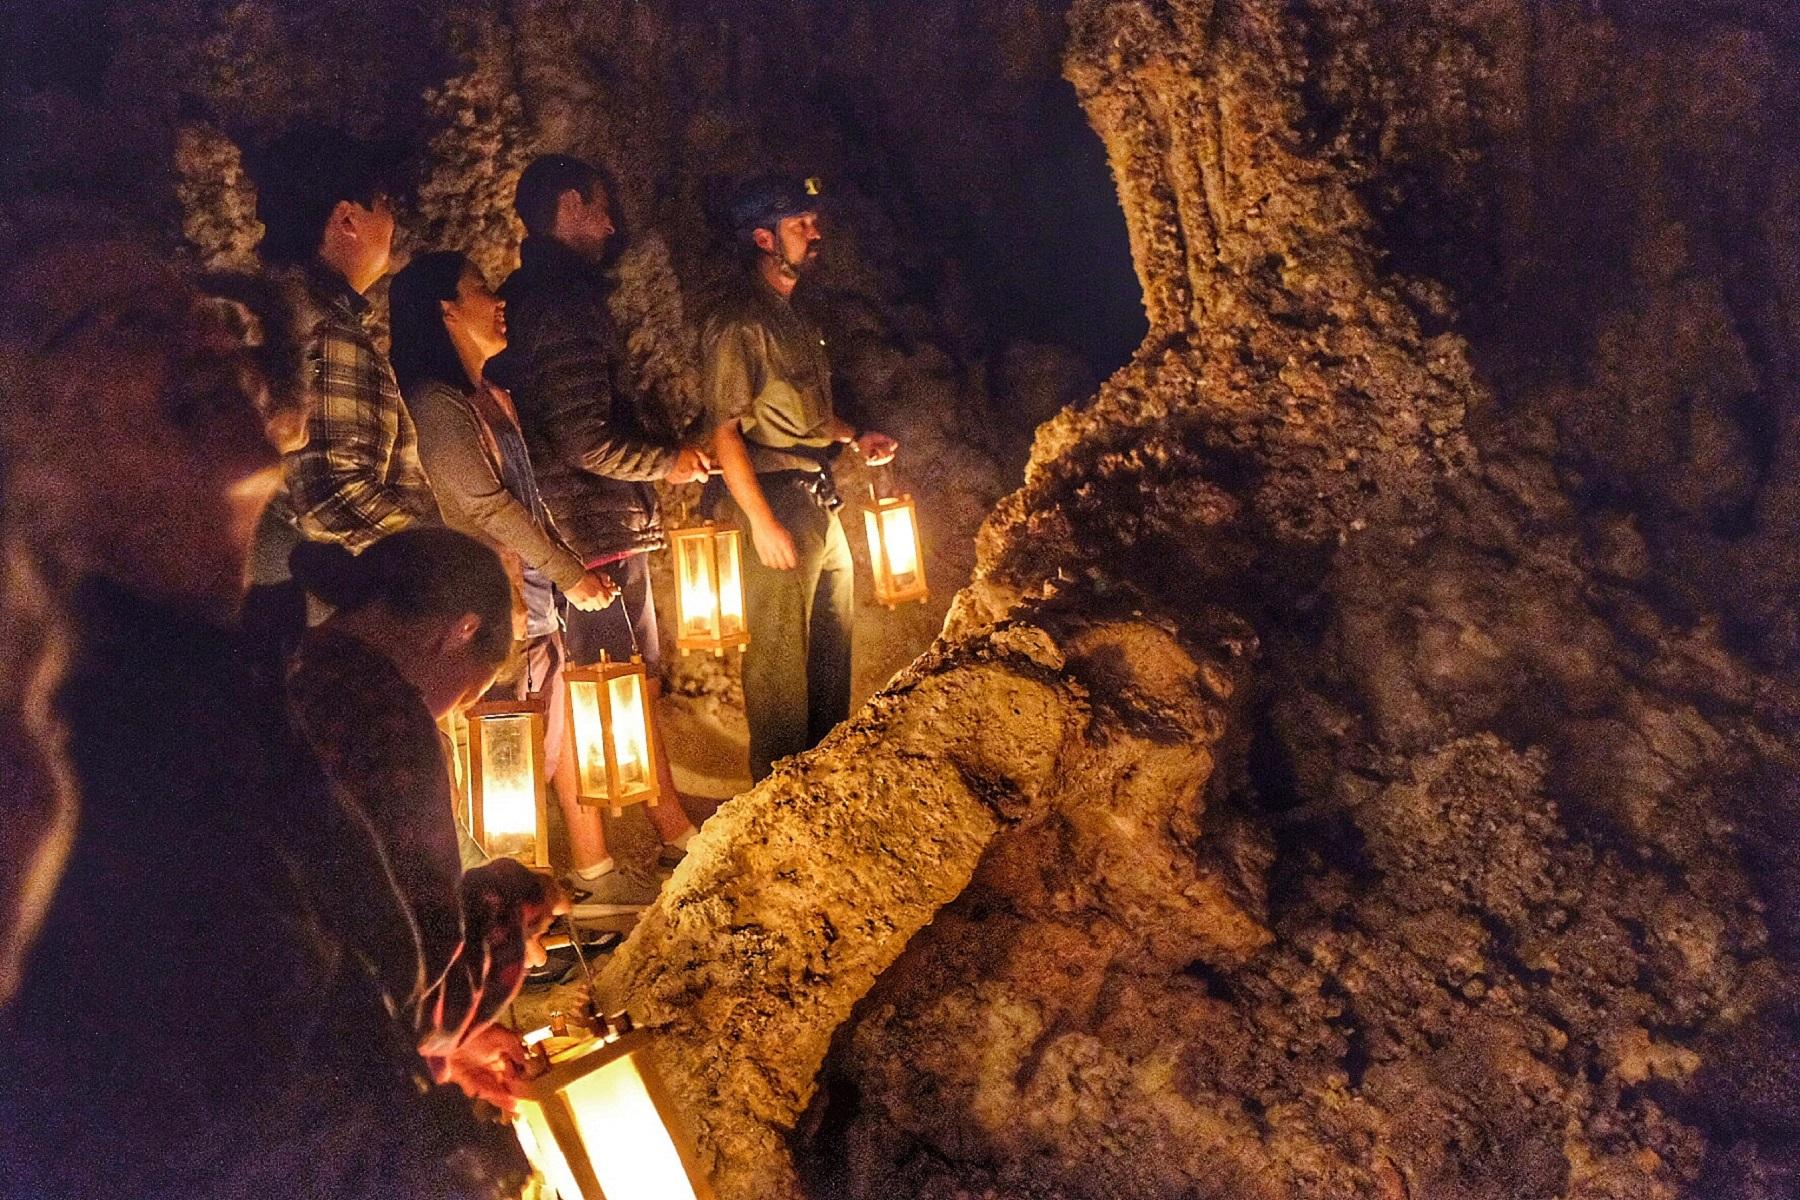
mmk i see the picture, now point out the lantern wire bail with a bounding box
[563,912,598,1002]
[612,585,641,659]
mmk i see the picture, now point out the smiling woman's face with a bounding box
[444,263,507,362]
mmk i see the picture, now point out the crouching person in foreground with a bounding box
[286,528,569,1096]
[0,241,543,1200]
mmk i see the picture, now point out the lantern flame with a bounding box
[606,672,651,790]
[676,536,716,640]
[567,679,611,800]
[477,713,538,858]
[878,504,919,582]
[672,523,749,654]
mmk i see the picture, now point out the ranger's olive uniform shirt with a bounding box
[701,277,836,470]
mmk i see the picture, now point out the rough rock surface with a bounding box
[6,1,1799,1197]
[606,2,1800,1199]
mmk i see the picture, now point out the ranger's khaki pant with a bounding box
[724,477,855,782]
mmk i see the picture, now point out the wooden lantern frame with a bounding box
[563,656,662,816]
[863,492,929,608]
[465,696,551,868]
[514,1028,715,1200]
[670,521,749,657]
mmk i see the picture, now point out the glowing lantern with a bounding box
[514,1023,714,1200]
[466,697,550,868]
[564,656,661,816]
[863,493,928,608]
[670,522,748,657]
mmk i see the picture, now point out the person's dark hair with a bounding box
[513,154,603,238]
[289,529,512,666]
[389,250,472,398]
[249,124,401,267]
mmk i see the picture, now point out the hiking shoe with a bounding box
[566,867,662,917]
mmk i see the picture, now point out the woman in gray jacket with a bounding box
[392,251,691,912]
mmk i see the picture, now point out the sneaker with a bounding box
[566,867,662,917]
[522,949,581,989]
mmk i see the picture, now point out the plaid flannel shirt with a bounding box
[278,263,435,552]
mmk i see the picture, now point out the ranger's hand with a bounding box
[664,444,712,485]
[856,430,899,466]
[752,515,798,570]
[564,570,619,612]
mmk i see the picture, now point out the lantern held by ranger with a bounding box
[670,521,749,656]
[863,467,928,608]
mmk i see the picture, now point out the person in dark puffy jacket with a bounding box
[493,155,703,888]
[494,154,709,667]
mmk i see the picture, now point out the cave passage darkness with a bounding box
[878,73,1148,372]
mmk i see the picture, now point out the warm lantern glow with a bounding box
[671,523,748,656]
[605,672,651,792]
[564,657,662,815]
[513,1029,713,1200]
[467,698,550,868]
[863,494,928,607]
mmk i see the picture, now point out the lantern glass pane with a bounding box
[606,672,652,791]
[715,529,745,637]
[567,678,612,799]
[676,533,718,640]
[879,504,921,585]
[563,1052,700,1200]
[478,713,538,858]
[863,508,887,590]
[514,1101,587,1200]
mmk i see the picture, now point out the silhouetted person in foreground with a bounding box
[0,242,530,1200]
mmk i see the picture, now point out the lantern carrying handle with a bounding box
[611,582,642,658]
[869,460,898,502]
[563,913,598,1001]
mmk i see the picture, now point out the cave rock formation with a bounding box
[602,2,1800,1198]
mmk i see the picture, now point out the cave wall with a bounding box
[2,0,1115,707]
[603,2,1800,1199]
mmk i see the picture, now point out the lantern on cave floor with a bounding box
[863,469,928,609]
[514,1017,714,1200]
[465,696,551,868]
[670,522,749,657]
[564,656,661,816]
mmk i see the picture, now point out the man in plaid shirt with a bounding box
[248,125,435,601]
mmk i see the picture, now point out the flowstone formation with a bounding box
[604,2,1800,1198]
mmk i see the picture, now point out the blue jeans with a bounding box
[562,550,661,668]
